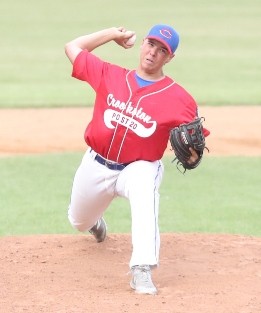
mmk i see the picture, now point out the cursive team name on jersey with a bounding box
[104,93,157,138]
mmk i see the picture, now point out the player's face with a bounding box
[139,39,174,76]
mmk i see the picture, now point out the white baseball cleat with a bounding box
[89,217,107,243]
[130,265,157,295]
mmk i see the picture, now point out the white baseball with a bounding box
[125,31,136,46]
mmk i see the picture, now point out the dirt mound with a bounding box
[0,234,260,313]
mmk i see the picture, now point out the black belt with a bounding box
[93,151,130,171]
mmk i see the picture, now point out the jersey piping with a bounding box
[106,70,134,160]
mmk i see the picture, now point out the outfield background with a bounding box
[1,0,261,237]
[1,0,261,107]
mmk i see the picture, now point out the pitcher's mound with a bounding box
[1,233,260,313]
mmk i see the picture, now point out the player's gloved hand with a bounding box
[170,117,209,173]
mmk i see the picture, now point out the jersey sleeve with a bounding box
[72,50,104,91]
[176,86,210,137]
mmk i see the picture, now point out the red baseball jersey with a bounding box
[72,50,210,163]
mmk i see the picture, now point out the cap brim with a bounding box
[146,35,172,54]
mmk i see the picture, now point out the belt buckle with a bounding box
[104,160,111,169]
[106,159,120,170]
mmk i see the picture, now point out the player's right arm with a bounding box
[65,27,135,64]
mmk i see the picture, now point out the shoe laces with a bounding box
[132,265,152,283]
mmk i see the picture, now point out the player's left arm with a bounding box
[170,97,210,170]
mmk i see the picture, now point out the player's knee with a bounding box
[68,213,90,233]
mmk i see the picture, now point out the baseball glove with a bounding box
[170,117,208,173]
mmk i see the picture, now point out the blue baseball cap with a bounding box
[146,24,180,54]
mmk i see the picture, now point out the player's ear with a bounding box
[165,53,175,65]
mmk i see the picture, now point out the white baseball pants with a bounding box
[68,148,164,268]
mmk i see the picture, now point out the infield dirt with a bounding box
[1,106,261,156]
[0,106,261,313]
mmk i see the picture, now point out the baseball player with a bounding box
[65,24,210,295]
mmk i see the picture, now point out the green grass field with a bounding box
[1,154,260,237]
[1,0,261,107]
